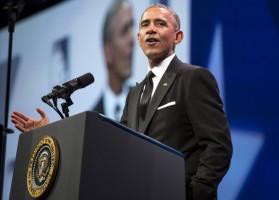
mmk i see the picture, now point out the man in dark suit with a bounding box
[121,4,232,200]
[11,3,232,200]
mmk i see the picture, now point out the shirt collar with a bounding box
[103,83,129,119]
[148,53,176,79]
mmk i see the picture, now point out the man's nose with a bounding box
[146,24,156,34]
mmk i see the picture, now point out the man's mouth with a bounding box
[145,38,159,45]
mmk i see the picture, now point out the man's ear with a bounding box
[174,30,184,45]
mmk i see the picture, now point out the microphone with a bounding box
[42,73,94,102]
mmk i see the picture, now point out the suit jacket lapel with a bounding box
[140,57,180,133]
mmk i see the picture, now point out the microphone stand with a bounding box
[0,0,24,198]
[61,97,73,118]
[42,85,74,119]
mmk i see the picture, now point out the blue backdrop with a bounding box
[191,0,279,199]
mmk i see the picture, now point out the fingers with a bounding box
[11,112,29,125]
[11,111,34,133]
[36,108,47,119]
[12,111,30,122]
[14,124,28,133]
[11,108,49,133]
[11,115,27,133]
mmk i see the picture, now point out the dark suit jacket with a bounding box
[121,56,232,200]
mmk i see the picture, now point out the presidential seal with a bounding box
[27,136,59,199]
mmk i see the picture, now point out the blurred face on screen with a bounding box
[105,3,134,83]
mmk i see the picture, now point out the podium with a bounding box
[10,112,185,200]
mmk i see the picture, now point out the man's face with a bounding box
[106,5,134,81]
[138,7,181,64]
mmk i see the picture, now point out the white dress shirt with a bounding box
[103,83,130,121]
[148,53,176,98]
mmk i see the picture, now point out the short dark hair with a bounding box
[140,4,181,31]
[102,0,130,45]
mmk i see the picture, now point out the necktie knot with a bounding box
[145,71,155,83]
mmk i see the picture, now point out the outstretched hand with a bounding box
[11,108,49,133]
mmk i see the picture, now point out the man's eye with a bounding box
[141,23,148,27]
[156,21,166,26]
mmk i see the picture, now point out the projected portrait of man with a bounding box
[92,0,134,121]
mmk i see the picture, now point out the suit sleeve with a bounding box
[186,68,232,194]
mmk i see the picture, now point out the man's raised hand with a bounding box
[11,108,49,133]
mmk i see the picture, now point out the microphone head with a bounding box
[78,73,94,88]
[63,72,94,92]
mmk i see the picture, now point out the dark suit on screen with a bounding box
[121,56,232,200]
[92,85,131,121]
[92,95,105,115]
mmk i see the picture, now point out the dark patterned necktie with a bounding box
[114,103,120,121]
[139,71,155,121]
